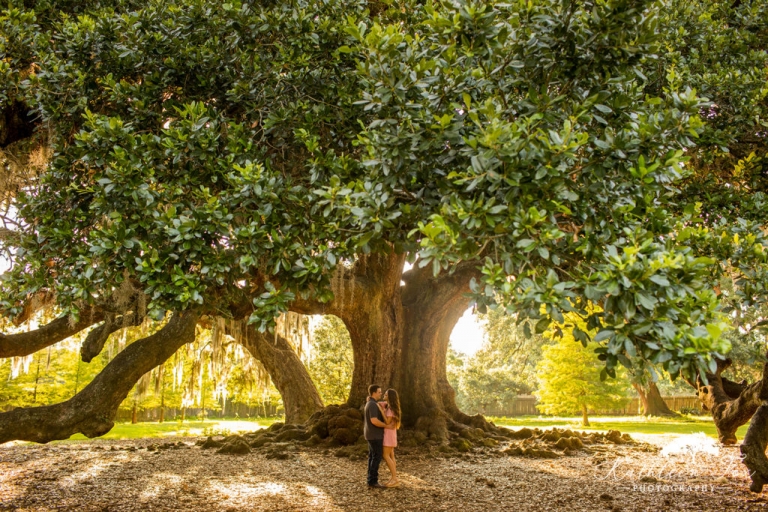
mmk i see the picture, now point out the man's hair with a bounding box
[368,384,381,396]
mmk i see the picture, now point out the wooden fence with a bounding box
[481,395,701,417]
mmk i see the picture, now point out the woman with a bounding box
[377,388,401,487]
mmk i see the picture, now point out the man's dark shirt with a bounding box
[364,398,384,441]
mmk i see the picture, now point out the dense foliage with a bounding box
[306,316,354,405]
[1,0,766,387]
[536,323,632,424]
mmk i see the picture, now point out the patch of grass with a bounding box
[489,415,748,440]
[63,417,279,442]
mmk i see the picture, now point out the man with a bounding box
[364,384,387,489]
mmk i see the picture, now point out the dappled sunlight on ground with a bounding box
[660,433,720,457]
[138,473,184,501]
[167,420,269,437]
[1,433,765,511]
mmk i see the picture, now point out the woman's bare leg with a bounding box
[382,446,396,482]
[383,447,398,486]
[391,448,398,482]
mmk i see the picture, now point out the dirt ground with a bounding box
[1,434,767,511]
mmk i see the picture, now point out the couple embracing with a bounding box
[364,384,401,489]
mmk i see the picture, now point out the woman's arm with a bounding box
[377,403,393,426]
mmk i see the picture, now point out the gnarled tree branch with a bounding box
[80,312,144,363]
[230,319,323,424]
[0,309,104,358]
[0,310,198,444]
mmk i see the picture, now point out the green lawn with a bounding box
[491,415,748,440]
[54,414,745,443]
[63,417,279,442]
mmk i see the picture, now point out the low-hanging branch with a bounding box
[690,357,765,445]
[0,309,105,358]
[0,310,198,444]
[80,311,144,363]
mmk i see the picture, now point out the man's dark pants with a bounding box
[367,439,384,486]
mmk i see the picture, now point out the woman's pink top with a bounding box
[383,408,397,447]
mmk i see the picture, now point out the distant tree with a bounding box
[447,311,549,415]
[536,329,631,426]
[480,309,550,388]
[307,316,353,405]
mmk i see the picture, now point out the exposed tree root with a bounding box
[502,427,639,458]
[200,409,642,465]
[0,311,198,444]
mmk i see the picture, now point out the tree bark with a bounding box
[741,403,768,493]
[80,312,143,363]
[159,387,165,423]
[691,358,763,445]
[633,382,677,416]
[290,252,486,438]
[0,309,104,358]
[290,253,408,408]
[396,261,479,433]
[233,321,323,424]
[0,311,198,444]
[581,404,590,426]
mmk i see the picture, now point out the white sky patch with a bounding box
[449,308,485,356]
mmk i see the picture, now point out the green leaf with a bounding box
[594,330,613,342]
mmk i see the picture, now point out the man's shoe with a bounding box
[368,483,386,489]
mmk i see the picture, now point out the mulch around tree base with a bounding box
[0,437,765,511]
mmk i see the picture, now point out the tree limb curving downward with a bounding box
[0,310,198,444]
[80,312,144,363]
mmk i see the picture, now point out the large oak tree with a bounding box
[1,0,767,489]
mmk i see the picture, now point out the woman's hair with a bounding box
[385,389,401,429]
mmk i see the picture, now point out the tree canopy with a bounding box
[2,0,756,381]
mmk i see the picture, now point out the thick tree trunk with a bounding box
[396,262,478,435]
[340,253,406,408]
[581,404,590,427]
[0,311,198,444]
[233,321,323,424]
[633,382,677,416]
[292,252,485,438]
